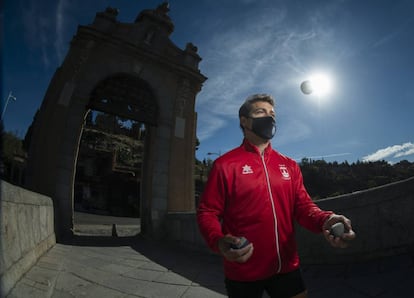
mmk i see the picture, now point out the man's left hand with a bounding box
[323,214,356,248]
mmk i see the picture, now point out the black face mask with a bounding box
[249,116,276,140]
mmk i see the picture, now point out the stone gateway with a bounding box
[25,4,207,239]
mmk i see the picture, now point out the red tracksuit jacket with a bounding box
[197,139,333,281]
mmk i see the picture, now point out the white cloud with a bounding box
[395,147,414,158]
[195,6,338,142]
[371,16,414,49]
[21,0,67,68]
[55,0,67,63]
[275,120,312,146]
[21,4,51,67]
[196,114,228,141]
[362,142,414,162]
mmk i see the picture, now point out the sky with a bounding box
[2,0,414,164]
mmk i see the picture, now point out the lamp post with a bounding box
[201,151,221,182]
[1,91,17,121]
[205,151,221,169]
[207,151,221,157]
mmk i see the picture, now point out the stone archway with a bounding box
[88,74,158,125]
[25,4,206,240]
[73,74,158,234]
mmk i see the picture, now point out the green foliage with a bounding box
[86,111,146,139]
[194,157,414,200]
[195,137,200,151]
[2,131,26,161]
[300,159,414,199]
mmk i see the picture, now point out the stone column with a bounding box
[167,78,198,212]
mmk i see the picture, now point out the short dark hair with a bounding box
[238,94,275,133]
[238,94,275,118]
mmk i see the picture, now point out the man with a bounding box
[197,94,355,298]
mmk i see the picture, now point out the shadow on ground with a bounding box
[61,234,227,296]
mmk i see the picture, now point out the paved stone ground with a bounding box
[7,236,226,298]
[6,212,414,297]
[73,211,141,237]
[302,253,414,297]
[7,235,414,298]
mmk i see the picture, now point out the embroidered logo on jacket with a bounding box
[279,164,291,180]
[242,164,253,174]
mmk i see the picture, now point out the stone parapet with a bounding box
[296,176,414,264]
[0,180,56,297]
[166,177,414,264]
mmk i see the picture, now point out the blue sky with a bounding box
[2,0,414,164]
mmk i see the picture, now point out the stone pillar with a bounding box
[167,78,200,212]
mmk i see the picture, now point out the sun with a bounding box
[301,72,334,97]
[309,72,334,96]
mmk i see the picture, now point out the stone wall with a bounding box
[296,176,414,264]
[166,212,208,252]
[166,177,414,263]
[0,180,56,297]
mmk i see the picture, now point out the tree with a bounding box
[1,130,26,182]
[94,112,118,133]
[2,131,25,160]
[299,158,414,200]
[195,137,200,151]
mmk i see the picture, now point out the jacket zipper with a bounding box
[261,153,282,273]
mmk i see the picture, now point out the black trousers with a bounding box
[225,268,306,298]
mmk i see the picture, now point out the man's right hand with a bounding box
[217,234,254,263]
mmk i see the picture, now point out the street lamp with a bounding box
[1,91,17,121]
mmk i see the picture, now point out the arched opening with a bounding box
[73,74,157,237]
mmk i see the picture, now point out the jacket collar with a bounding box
[242,138,272,156]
